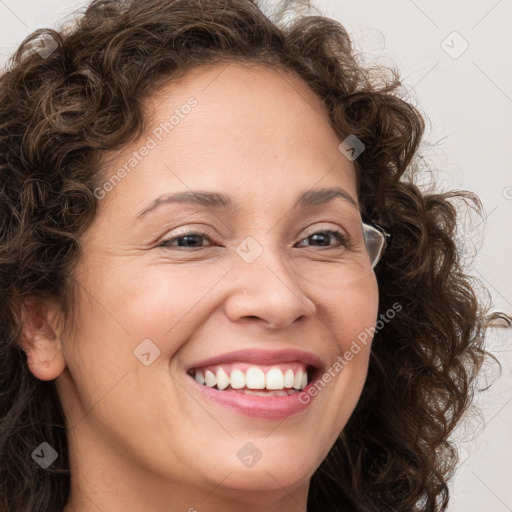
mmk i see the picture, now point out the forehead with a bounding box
[147,60,329,119]
[139,62,338,158]
[97,61,357,218]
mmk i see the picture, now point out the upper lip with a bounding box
[186,348,324,372]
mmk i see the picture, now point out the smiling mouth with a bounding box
[187,362,317,396]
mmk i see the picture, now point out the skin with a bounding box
[21,62,379,512]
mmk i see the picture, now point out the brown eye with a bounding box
[295,230,349,249]
[159,231,214,249]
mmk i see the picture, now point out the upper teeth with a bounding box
[192,365,309,391]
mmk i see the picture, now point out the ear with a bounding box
[19,298,66,381]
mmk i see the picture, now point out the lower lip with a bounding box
[190,377,318,419]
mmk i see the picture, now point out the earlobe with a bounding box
[19,299,66,381]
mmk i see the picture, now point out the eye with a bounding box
[295,229,350,249]
[159,231,216,249]
[158,228,351,250]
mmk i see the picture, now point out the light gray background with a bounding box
[1,1,510,510]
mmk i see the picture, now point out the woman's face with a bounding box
[54,63,379,507]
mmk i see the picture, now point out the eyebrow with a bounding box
[135,186,359,219]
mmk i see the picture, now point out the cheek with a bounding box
[113,263,234,347]
[321,272,379,350]
[315,274,378,410]
[75,254,230,343]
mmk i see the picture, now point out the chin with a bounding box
[210,460,312,492]
[193,437,320,491]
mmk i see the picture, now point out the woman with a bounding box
[0,0,502,510]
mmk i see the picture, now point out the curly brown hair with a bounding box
[0,0,500,510]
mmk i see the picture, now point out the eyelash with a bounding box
[158,229,350,250]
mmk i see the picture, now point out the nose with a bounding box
[223,246,317,330]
